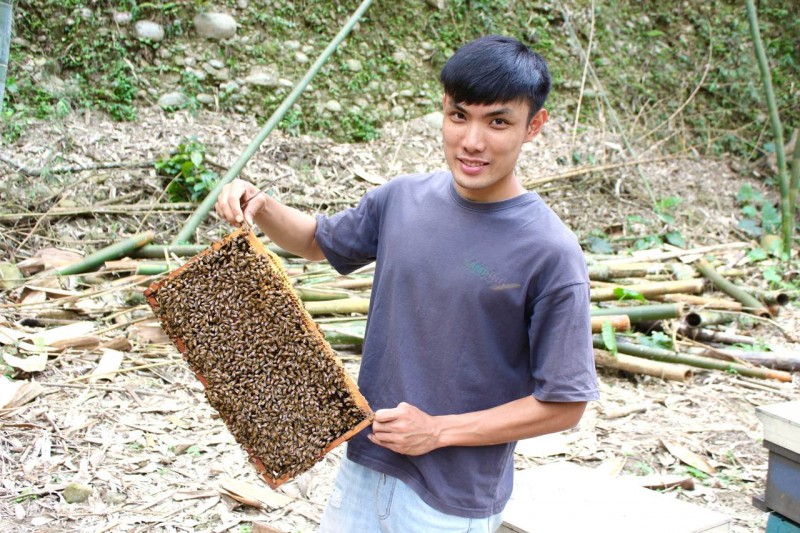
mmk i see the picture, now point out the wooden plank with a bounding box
[756,401,800,456]
[499,462,730,533]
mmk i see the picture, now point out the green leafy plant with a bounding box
[613,287,646,302]
[736,184,781,238]
[639,331,673,350]
[155,138,219,203]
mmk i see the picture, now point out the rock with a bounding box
[196,93,215,105]
[134,20,165,41]
[112,11,132,25]
[184,56,197,67]
[158,92,187,109]
[422,111,443,128]
[63,483,92,504]
[284,40,301,50]
[208,59,225,69]
[185,67,207,81]
[245,68,278,87]
[398,89,414,98]
[426,0,446,8]
[345,59,363,72]
[278,78,294,88]
[391,105,405,119]
[193,13,237,40]
[392,50,408,63]
[325,100,342,112]
[220,81,239,93]
[294,51,309,64]
[237,0,249,8]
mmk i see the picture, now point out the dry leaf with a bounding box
[3,351,48,373]
[17,248,83,275]
[351,163,386,185]
[218,479,292,510]
[50,336,101,351]
[0,377,25,408]
[128,322,170,344]
[660,438,717,475]
[89,349,124,382]
[253,522,287,533]
[629,473,695,491]
[27,321,95,346]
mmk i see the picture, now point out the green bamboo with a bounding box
[694,259,771,317]
[746,0,792,257]
[590,279,704,302]
[135,262,171,276]
[591,336,791,382]
[57,231,155,276]
[684,311,734,328]
[0,0,11,112]
[171,0,374,245]
[587,264,650,282]
[791,129,800,229]
[294,286,350,302]
[590,303,683,323]
[131,243,294,258]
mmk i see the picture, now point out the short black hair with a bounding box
[440,35,551,120]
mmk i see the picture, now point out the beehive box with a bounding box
[144,227,373,488]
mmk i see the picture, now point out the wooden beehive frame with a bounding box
[144,226,373,488]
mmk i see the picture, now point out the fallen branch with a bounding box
[0,152,156,176]
[0,203,196,221]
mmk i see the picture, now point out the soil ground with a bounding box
[1,108,798,532]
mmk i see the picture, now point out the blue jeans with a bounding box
[319,453,504,532]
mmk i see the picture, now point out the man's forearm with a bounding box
[252,195,325,261]
[435,396,586,448]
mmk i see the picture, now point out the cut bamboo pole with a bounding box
[294,287,350,302]
[591,315,631,332]
[304,298,370,316]
[684,346,800,372]
[684,311,735,328]
[132,243,294,259]
[694,259,771,317]
[591,303,683,323]
[590,279,704,302]
[651,293,743,311]
[56,232,155,276]
[677,326,756,346]
[171,0,374,245]
[598,242,750,265]
[595,349,693,382]
[0,0,11,113]
[746,290,791,307]
[587,264,652,281]
[592,336,792,382]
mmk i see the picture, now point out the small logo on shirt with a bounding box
[463,259,521,291]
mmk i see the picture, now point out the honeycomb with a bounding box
[144,227,373,487]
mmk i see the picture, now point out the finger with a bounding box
[225,181,248,224]
[243,192,266,225]
[216,182,239,224]
[373,407,403,423]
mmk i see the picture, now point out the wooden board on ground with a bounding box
[499,462,731,533]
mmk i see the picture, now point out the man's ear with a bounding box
[524,109,548,142]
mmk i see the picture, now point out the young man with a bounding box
[215,35,599,531]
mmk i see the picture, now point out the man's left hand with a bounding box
[368,402,441,456]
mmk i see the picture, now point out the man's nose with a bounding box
[462,124,486,153]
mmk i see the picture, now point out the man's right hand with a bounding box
[215,179,269,226]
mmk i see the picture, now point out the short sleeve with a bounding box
[528,282,600,402]
[314,185,387,275]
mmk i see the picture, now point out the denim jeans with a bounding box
[319,453,504,532]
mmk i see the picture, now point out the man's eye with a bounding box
[492,118,508,126]
[451,112,466,120]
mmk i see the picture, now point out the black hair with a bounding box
[440,35,551,121]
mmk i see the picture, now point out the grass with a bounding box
[2,0,798,151]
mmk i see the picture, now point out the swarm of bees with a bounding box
[144,227,373,487]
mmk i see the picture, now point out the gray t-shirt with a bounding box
[315,171,599,518]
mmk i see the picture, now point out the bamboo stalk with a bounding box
[304,298,370,316]
[591,315,631,332]
[590,279,704,302]
[694,259,771,317]
[587,264,652,281]
[595,349,692,382]
[591,336,791,382]
[294,286,350,302]
[684,311,735,328]
[746,0,792,257]
[56,232,155,276]
[651,293,743,311]
[599,242,750,265]
[684,346,800,372]
[677,326,756,346]
[591,303,683,322]
[792,129,800,224]
[171,0,374,245]
[131,243,294,259]
[747,290,791,307]
[0,203,197,221]
[0,0,11,113]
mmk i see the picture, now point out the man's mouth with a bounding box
[458,158,488,168]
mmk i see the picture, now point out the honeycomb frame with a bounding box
[144,226,373,488]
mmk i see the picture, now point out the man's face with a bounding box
[442,95,547,202]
